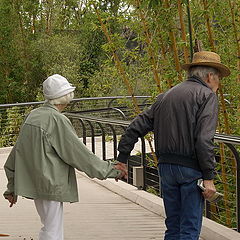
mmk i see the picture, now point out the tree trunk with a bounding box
[135,0,162,93]
[177,0,189,63]
[165,0,183,82]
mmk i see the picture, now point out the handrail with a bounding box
[0,96,151,108]
[65,113,240,145]
[64,113,131,127]
[214,133,240,145]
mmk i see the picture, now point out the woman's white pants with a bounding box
[34,199,63,240]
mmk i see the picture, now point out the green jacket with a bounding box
[4,103,121,202]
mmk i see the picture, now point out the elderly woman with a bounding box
[3,74,127,240]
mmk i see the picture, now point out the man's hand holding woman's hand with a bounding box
[114,162,128,182]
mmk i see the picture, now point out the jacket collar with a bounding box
[43,102,60,112]
[187,75,211,89]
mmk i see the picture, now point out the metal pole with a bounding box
[79,119,87,145]
[108,124,118,160]
[226,143,240,232]
[141,137,146,190]
[186,0,193,60]
[97,122,106,161]
[86,120,95,154]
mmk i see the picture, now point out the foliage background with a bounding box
[0,0,239,135]
[0,0,240,230]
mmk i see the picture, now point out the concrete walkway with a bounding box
[0,148,165,240]
[1,145,240,240]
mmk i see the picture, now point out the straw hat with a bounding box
[181,51,230,77]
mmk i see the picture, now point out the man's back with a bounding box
[153,76,218,172]
[117,75,218,179]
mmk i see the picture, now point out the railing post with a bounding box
[120,126,130,183]
[205,201,212,219]
[108,124,117,160]
[86,120,95,154]
[226,143,240,232]
[79,119,86,145]
[141,137,146,191]
[96,122,106,161]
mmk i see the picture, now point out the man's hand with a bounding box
[202,180,216,200]
[4,194,17,207]
[114,162,128,182]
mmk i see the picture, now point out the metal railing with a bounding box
[65,112,240,232]
[0,96,150,147]
[0,97,240,232]
[65,112,159,194]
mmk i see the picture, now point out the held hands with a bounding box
[114,162,128,182]
[202,180,216,200]
[4,194,17,207]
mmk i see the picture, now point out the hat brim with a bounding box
[181,62,230,77]
[45,86,76,100]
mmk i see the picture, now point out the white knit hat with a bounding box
[43,74,76,100]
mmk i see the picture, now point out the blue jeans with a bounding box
[158,163,204,240]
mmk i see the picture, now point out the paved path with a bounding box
[0,139,239,239]
[0,148,166,240]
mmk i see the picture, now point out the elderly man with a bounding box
[117,51,230,240]
[4,74,127,240]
